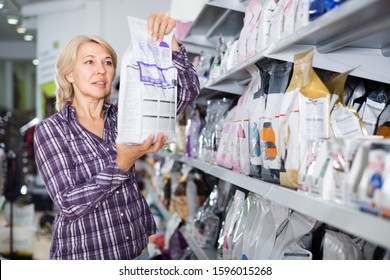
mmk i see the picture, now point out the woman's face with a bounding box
[67,42,115,101]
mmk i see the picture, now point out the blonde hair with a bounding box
[55,35,117,112]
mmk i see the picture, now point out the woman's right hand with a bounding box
[116,133,168,173]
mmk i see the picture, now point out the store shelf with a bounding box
[176,155,390,250]
[201,0,390,93]
[181,4,244,52]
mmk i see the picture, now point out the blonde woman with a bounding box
[33,13,200,260]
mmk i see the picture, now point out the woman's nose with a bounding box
[96,62,106,74]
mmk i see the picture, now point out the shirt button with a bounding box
[126,236,129,240]
[116,191,120,194]
[120,213,124,217]
[106,147,109,151]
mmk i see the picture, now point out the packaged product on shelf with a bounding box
[330,138,353,204]
[298,68,331,166]
[232,192,258,260]
[308,0,327,21]
[309,139,334,200]
[358,141,390,215]
[256,0,278,52]
[185,104,205,158]
[346,139,374,208]
[380,154,390,218]
[221,190,245,260]
[279,49,313,189]
[245,0,263,58]
[348,81,366,111]
[194,185,221,248]
[208,35,227,82]
[268,0,285,47]
[185,170,209,224]
[253,201,290,259]
[322,230,364,260]
[327,71,367,138]
[271,211,317,259]
[237,0,262,62]
[241,193,267,260]
[248,61,271,178]
[282,0,299,38]
[224,40,239,72]
[297,138,324,193]
[360,87,387,135]
[294,0,310,31]
[261,61,292,184]
[234,65,261,176]
[376,104,390,138]
[117,16,177,145]
[197,99,231,162]
[216,106,237,168]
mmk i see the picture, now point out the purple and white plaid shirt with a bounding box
[33,43,200,259]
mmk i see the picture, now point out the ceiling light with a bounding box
[7,15,19,25]
[24,34,34,41]
[17,27,27,34]
[32,59,39,66]
[0,0,4,9]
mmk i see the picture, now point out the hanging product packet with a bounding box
[241,194,272,260]
[279,49,313,189]
[216,106,237,168]
[261,60,292,184]
[298,68,331,166]
[222,190,245,260]
[117,16,177,145]
[376,104,390,138]
[236,65,262,175]
[361,87,387,135]
[358,141,390,215]
[327,71,367,138]
[248,60,272,178]
[256,0,278,52]
[346,136,383,208]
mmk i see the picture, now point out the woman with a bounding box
[33,13,200,260]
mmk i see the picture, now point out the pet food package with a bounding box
[261,61,292,184]
[279,49,313,189]
[117,16,177,145]
[358,141,390,215]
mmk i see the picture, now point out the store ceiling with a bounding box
[0,0,57,42]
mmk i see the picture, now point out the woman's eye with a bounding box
[105,61,113,66]
[85,60,93,64]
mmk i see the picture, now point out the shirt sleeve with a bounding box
[172,42,201,115]
[33,118,130,220]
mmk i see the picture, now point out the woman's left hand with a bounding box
[147,12,179,51]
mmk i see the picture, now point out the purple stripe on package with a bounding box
[137,61,176,88]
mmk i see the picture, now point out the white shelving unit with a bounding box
[194,0,390,96]
[174,155,390,252]
[158,0,390,259]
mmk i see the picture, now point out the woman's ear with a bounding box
[66,73,74,83]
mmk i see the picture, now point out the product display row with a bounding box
[138,0,390,259]
[139,155,390,260]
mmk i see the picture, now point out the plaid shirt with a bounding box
[33,44,199,259]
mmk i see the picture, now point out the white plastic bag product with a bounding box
[241,193,269,260]
[117,16,177,145]
[323,230,364,260]
[270,211,317,259]
[222,190,245,260]
[253,201,289,259]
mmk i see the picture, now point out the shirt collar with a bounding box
[61,101,116,121]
